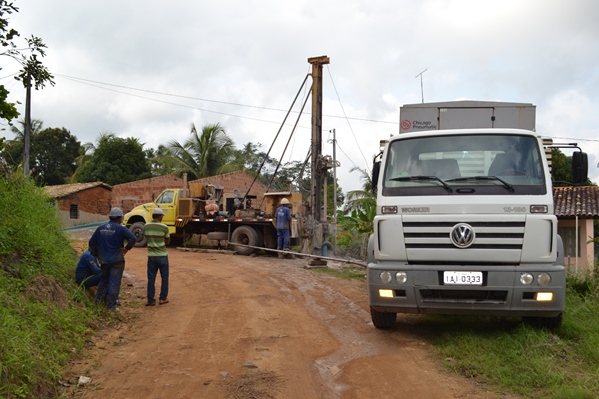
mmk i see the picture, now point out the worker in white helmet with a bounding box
[276,198,292,252]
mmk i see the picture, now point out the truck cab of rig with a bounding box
[367,128,587,329]
[123,189,183,247]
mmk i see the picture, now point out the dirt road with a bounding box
[64,244,513,399]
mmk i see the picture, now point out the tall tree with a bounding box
[30,127,80,185]
[75,133,151,185]
[164,122,235,180]
[0,1,54,122]
[2,122,81,185]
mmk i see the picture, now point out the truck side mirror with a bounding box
[572,151,588,184]
[372,161,381,193]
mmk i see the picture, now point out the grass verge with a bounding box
[0,176,99,399]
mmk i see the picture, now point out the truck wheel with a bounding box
[370,306,397,329]
[523,313,562,329]
[231,226,261,255]
[129,222,147,247]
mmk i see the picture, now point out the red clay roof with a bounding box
[44,182,112,198]
[553,186,599,218]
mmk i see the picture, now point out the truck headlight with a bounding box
[380,271,392,284]
[395,272,407,284]
[537,273,552,286]
[520,273,534,285]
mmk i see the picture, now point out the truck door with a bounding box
[154,190,177,227]
[439,107,495,129]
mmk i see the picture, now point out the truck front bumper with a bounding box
[368,263,565,317]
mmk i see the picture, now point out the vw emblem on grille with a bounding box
[450,223,475,248]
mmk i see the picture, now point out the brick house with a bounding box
[111,171,271,213]
[44,182,112,227]
[554,186,599,271]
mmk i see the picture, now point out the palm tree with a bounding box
[10,118,44,140]
[70,141,96,183]
[164,122,236,180]
[343,165,376,213]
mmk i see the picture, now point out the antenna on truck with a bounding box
[415,69,427,103]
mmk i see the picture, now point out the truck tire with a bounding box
[129,222,147,247]
[370,306,397,329]
[230,226,262,255]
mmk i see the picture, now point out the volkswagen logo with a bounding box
[450,223,475,248]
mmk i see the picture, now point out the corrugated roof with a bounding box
[44,182,112,198]
[553,186,599,218]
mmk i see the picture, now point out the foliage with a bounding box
[3,122,81,185]
[0,0,54,124]
[75,133,152,185]
[163,122,236,180]
[551,148,594,186]
[0,175,96,399]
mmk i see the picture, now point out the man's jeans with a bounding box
[277,228,290,250]
[147,256,169,304]
[95,261,125,310]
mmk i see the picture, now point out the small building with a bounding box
[554,186,599,271]
[44,182,113,227]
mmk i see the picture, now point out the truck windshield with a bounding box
[382,133,546,196]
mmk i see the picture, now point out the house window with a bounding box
[558,226,580,257]
[69,204,79,219]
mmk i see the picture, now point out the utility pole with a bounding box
[331,128,338,252]
[23,71,32,176]
[306,55,330,263]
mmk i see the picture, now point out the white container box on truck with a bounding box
[399,100,536,132]
[368,102,588,329]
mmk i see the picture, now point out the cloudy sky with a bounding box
[2,0,599,195]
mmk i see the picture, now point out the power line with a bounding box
[325,65,370,169]
[55,73,399,127]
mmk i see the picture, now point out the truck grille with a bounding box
[403,221,525,250]
[395,218,526,264]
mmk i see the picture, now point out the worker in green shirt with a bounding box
[144,208,171,306]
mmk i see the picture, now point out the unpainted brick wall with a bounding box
[57,187,112,215]
[191,170,270,210]
[111,175,184,213]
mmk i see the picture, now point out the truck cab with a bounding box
[123,189,183,246]
[368,128,587,329]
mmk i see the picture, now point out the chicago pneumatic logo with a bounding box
[450,223,475,248]
[401,119,412,130]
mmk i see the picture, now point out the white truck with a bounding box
[367,101,588,329]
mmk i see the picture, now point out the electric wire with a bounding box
[325,65,370,169]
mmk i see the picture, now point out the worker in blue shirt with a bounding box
[75,249,102,288]
[276,198,292,251]
[89,207,137,312]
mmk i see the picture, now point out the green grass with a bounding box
[0,175,99,399]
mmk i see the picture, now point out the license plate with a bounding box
[444,271,483,285]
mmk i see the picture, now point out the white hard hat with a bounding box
[109,207,123,217]
[281,198,290,205]
[152,208,164,216]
